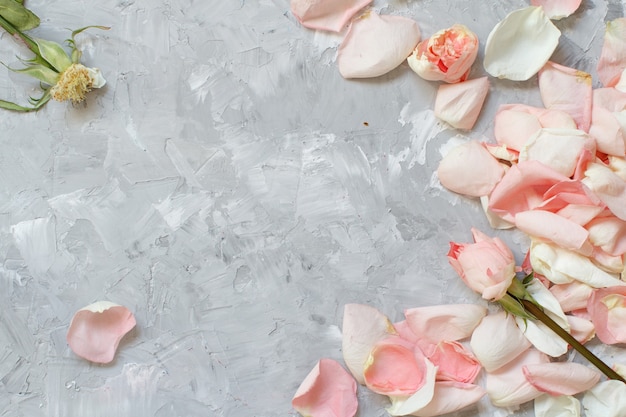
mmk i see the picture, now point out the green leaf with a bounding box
[34,38,72,72]
[0,0,39,31]
[10,64,59,85]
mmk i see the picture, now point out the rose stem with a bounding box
[520,298,626,383]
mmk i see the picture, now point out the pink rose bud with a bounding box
[407,24,478,83]
[448,228,516,301]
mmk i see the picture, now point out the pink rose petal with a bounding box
[494,107,542,151]
[583,163,626,221]
[538,62,592,132]
[597,18,626,88]
[425,340,481,383]
[514,209,592,254]
[66,301,136,364]
[437,140,505,197]
[434,76,490,130]
[342,303,395,384]
[588,287,626,344]
[404,304,486,343]
[530,0,582,20]
[523,362,601,396]
[291,0,372,33]
[411,381,485,417]
[549,281,594,312]
[587,216,626,256]
[566,315,596,344]
[337,12,420,78]
[292,359,358,417]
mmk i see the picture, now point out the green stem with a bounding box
[519,298,626,383]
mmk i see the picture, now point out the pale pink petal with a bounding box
[342,303,395,384]
[404,304,486,343]
[66,301,136,364]
[494,107,542,151]
[407,24,479,84]
[582,380,626,417]
[426,341,481,383]
[337,12,420,78]
[412,381,485,417]
[537,109,579,129]
[290,0,372,32]
[583,163,626,221]
[537,180,604,225]
[523,362,601,396]
[519,128,594,178]
[566,315,596,344]
[587,216,626,256]
[393,320,420,344]
[538,62,592,131]
[514,278,570,357]
[593,87,626,111]
[484,6,561,81]
[589,104,626,156]
[534,394,581,417]
[597,18,626,88]
[590,247,624,273]
[484,143,519,162]
[514,210,591,254]
[488,160,570,223]
[437,140,505,197]
[434,77,489,130]
[386,359,437,416]
[480,196,516,230]
[292,359,358,417]
[609,156,626,181]
[530,240,624,287]
[470,311,531,372]
[530,0,582,20]
[485,348,549,408]
[549,281,594,313]
[588,287,626,344]
[363,336,426,396]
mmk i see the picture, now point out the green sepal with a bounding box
[68,25,111,63]
[10,64,60,85]
[0,89,51,112]
[498,293,537,321]
[34,37,72,72]
[0,0,39,31]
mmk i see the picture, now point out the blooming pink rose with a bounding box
[407,24,478,83]
[588,286,626,344]
[448,228,516,301]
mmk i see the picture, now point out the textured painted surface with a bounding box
[0,1,624,416]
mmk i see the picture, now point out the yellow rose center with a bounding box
[50,63,94,103]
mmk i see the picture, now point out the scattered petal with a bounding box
[586,216,626,256]
[290,0,372,32]
[408,24,479,83]
[566,315,596,344]
[582,380,626,417]
[66,301,136,364]
[530,0,582,20]
[534,394,581,417]
[342,304,396,384]
[337,11,420,78]
[386,358,437,416]
[484,6,560,81]
[597,18,626,88]
[523,362,601,396]
[582,163,626,221]
[434,76,490,130]
[404,304,487,343]
[471,311,531,372]
[437,140,505,197]
[292,359,358,417]
[412,381,485,417]
[425,340,481,383]
[587,286,626,344]
[549,281,594,313]
[514,209,591,254]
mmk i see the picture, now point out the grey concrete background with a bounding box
[0,0,623,416]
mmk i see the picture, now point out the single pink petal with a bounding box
[393,320,420,344]
[583,163,626,221]
[514,210,591,254]
[470,311,531,372]
[408,24,479,83]
[530,0,582,20]
[437,141,505,197]
[404,304,486,343]
[494,107,542,151]
[537,109,579,129]
[66,301,136,364]
[427,340,481,383]
[386,358,437,416]
[434,77,489,130]
[588,287,626,344]
[290,0,372,32]
[549,281,594,312]
[538,62,592,132]
[488,160,570,223]
[589,104,626,157]
[523,362,600,396]
[292,359,358,417]
[411,381,485,417]
[587,216,626,256]
[363,336,426,396]
[597,18,626,87]
[337,12,420,78]
[566,314,596,344]
[594,87,626,111]
[485,348,549,408]
[341,304,395,384]
[590,247,625,273]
